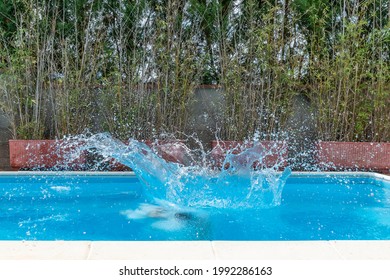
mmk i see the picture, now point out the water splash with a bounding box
[80,133,291,209]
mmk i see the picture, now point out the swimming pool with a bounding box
[1,172,389,241]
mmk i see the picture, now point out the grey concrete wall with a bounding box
[0,112,11,170]
[185,86,225,150]
[186,90,318,169]
[285,94,318,169]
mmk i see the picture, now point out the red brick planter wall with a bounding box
[9,139,189,171]
[108,140,190,171]
[316,141,390,173]
[210,140,288,169]
[9,140,85,170]
[142,140,191,165]
[9,139,390,173]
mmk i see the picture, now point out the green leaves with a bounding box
[0,0,389,141]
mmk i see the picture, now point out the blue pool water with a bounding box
[1,173,390,241]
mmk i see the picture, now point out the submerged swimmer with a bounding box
[121,203,195,221]
[174,212,194,221]
[120,202,209,237]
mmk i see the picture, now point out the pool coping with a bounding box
[1,171,390,260]
[0,170,389,179]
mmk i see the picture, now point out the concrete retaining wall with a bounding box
[186,86,225,150]
[0,112,11,170]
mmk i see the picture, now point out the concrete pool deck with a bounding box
[1,171,390,260]
[1,240,390,260]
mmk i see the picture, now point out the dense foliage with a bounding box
[0,0,389,141]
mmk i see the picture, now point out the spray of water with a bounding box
[78,133,291,209]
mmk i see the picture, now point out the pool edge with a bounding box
[1,240,390,260]
[0,170,389,180]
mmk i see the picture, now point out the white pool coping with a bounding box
[1,171,390,260]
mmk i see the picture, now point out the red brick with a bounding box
[316,141,390,171]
